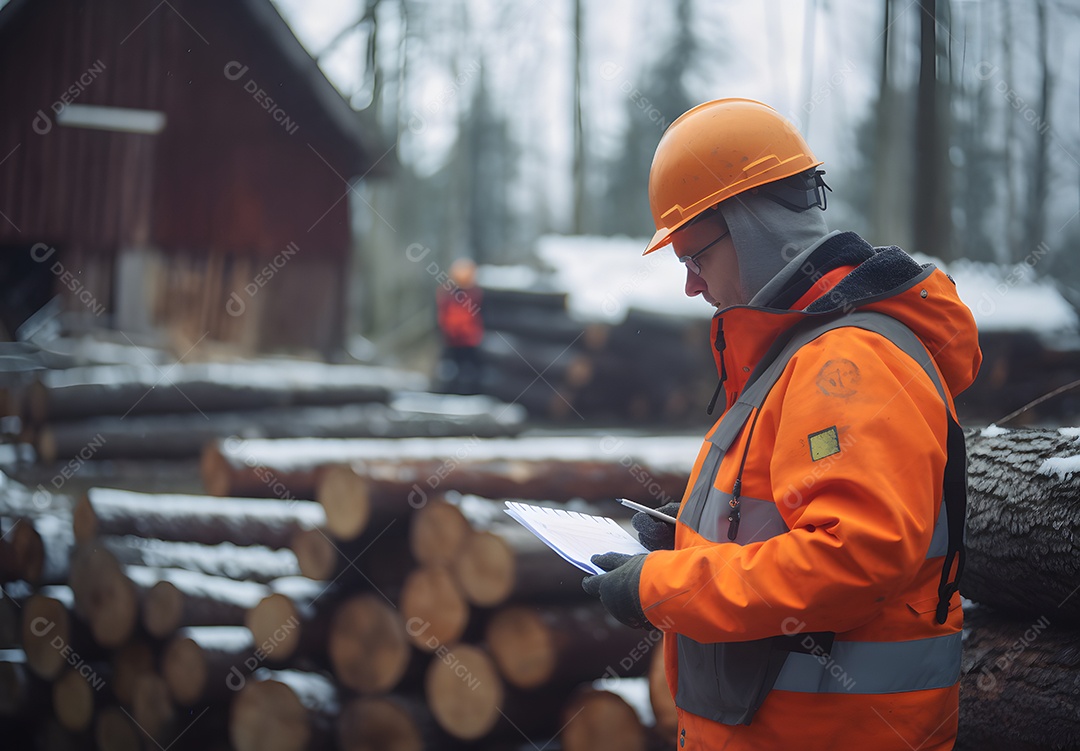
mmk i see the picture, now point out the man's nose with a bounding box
[685,266,706,297]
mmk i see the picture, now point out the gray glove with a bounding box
[631,501,681,551]
[581,552,649,629]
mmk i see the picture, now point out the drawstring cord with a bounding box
[708,319,727,416]
[727,409,762,541]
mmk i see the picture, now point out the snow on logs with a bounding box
[74,487,325,548]
[22,361,417,424]
[21,360,527,462]
[202,434,700,500]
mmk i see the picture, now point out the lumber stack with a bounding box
[1,440,700,749]
[14,361,526,461]
[5,428,1080,749]
[479,288,718,423]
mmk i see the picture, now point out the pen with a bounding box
[617,498,678,525]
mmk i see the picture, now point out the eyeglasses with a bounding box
[678,228,731,276]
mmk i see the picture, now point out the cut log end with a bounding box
[245,593,302,662]
[560,688,646,751]
[486,607,554,689]
[34,428,58,465]
[10,522,44,585]
[291,527,336,581]
[328,595,409,694]
[162,637,208,706]
[317,465,371,541]
[95,705,141,751]
[112,641,155,708]
[144,581,183,639]
[425,644,502,741]
[131,673,174,743]
[72,495,97,542]
[199,443,232,497]
[52,668,95,732]
[408,497,469,566]
[400,566,468,652]
[70,547,137,649]
[337,697,423,751]
[22,592,71,679]
[453,530,513,607]
[230,671,337,751]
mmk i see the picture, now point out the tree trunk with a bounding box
[98,535,301,583]
[424,643,563,742]
[51,667,98,733]
[409,496,470,566]
[913,0,952,259]
[320,457,689,541]
[0,584,26,649]
[67,545,139,648]
[485,603,653,689]
[74,488,325,549]
[94,705,141,751]
[559,686,647,751]
[110,641,154,709]
[140,568,270,639]
[130,672,175,746]
[21,585,103,679]
[9,513,72,585]
[963,428,1080,625]
[23,361,408,424]
[289,523,411,589]
[328,594,412,694]
[956,605,1080,750]
[35,399,522,461]
[399,565,470,653]
[201,434,698,499]
[452,523,592,607]
[162,626,255,705]
[244,577,336,664]
[316,465,413,541]
[336,695,440,751]
[229,669,339,751]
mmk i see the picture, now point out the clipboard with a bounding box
[503,501,648,575]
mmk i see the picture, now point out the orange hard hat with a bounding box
[644,98,822,254]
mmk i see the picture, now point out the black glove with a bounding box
[631,501,681,551]
[581,552,649,629]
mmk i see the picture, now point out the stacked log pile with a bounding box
[1,438,696,749]
[4,428,1080,749]
[13,362,525,462]
[479,288,718,424]
[479,291,1080,426]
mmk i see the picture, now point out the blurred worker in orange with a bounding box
[582,99,981,750]
[436,258,485,394]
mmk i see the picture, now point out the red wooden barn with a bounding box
[0,0,383,355]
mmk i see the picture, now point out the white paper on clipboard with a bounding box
[503,501,648,575]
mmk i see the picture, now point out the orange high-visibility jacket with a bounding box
[437,286,484,347]
[639,233,981,750]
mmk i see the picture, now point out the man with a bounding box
[582,99,981,750]
[436,258,484,394]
